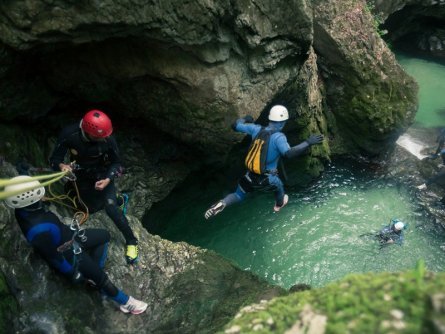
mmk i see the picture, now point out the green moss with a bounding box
[0,123,51,168]
[0,272,18,333]
[221,261,445,333]
[158,249,286,334]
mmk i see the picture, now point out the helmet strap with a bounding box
[23,201,43,211]
[79,123,91,142]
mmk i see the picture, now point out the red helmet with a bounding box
[80,110,113,138]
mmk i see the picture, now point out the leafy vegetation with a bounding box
[221,260,445,333]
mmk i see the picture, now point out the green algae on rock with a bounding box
[221,260,445,334]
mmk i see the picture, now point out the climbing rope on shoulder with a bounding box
[0,171,68,200]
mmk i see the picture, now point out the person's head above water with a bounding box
[394,221,405,231]
[4,176,45,209]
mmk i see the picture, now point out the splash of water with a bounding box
[396,133,428,160]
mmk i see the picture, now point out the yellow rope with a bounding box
[0,171,67,187]
[1,169,89,224]
[72,181,89,225]
[44,180,89,225]
[0,172,68,200]
[46,183,79,209]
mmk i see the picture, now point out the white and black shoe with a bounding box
[204,201,226,219]
[273,194,289,212]
[120,296,148,315]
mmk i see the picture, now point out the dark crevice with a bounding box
[382,5,445,60]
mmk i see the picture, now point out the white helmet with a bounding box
[4,176,45,209]
[268,105,289,121]
[394,221,405,231]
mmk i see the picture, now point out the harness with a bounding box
[57,214,87,255]
[245,128,277,175]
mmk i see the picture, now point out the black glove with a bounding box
[306,134,324,146]
[70,268,85,284]
[243,115,254,123]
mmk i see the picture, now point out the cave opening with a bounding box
[382,4,445,62]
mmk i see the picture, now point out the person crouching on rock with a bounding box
[49,109,139,265]
[4,175,148,315]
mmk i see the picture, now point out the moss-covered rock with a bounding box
[313,0,418,155]
[0,159,285,333]
[221,260,445,333]
[0,272,17,334]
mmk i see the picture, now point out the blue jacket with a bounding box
[235,119,290,171]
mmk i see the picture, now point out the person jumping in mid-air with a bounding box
[204,105,323,219]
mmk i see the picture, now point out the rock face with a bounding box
[0,161,283,334]
[0,0,420,333]
[371,0,445,59]
[0,0,416,163]
[221,264,445,334]
[313,0,417,154]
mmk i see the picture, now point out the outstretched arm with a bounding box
[231,116,261,137]
[284,134,324,159]
[231,115,254,131]
[105,136,123,180]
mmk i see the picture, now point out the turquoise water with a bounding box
[148,53,445,289]
[397,53,445,127]
[149,162,445,289]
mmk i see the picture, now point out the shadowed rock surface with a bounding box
[0,0,423,332]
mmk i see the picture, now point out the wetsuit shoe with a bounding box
[204,200,226,219]
[126,244,139,264]
[274,194,289,212]
[120,296,148,315]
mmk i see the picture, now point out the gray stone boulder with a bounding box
[0,161,283,333]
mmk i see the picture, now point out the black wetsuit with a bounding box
[378,224,404,245]
[49,123,137,245]
[15,203,128,304]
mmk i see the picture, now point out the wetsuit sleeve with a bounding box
[284,140,310,159]
[105,136,123,180]
[49,127,71,171]
[234,120,261,136]
[31,233,74,275]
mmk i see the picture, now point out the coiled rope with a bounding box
[0,170,89,225]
